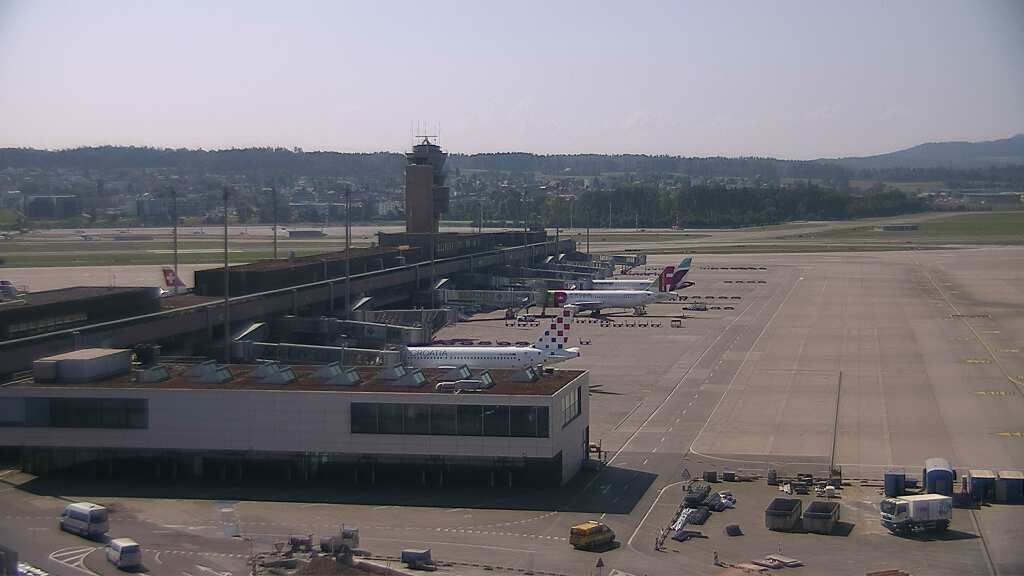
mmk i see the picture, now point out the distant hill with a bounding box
[829,134,1024,169]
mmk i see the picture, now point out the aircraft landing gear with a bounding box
[633,306,648,316]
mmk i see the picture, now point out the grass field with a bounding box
[787,211,1024,244]
[0,248,329,267]
[2,211,1020,267]
[917,211,1024,236]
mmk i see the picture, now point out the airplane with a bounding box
[589,257,693,291]
[405,306,580,370]
[545,287,677,317]
[159,266,188,297]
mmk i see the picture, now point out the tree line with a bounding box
[449,183,925,228]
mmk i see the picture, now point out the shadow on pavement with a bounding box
[17,465,656,515]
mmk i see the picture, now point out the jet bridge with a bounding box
[441,289,542,310]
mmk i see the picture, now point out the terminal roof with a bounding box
[17,364,584,396]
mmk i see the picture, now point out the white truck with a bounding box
[880,493,952,534]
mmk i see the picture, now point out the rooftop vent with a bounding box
[440,365,472,380]
[386,367,427,388]
[134,365,170,383]
[251,360,284,379]
[186,360,233,384]
[259,365,297,385]
[314,362,361,386]
[510,366,539,383]
[379,365,408,381]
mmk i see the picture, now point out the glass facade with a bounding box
[351,402,549,438]
[0,397,148,429]
[561,385,582,427]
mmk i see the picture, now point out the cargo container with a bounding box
[400,548,436,571]
[765,498,802,532]
[996,470,1024,503]
[880,494,951,534]
[924,458,954,496]
[967,469,996,502]
[802,501,840,534]
[884,470,906,497]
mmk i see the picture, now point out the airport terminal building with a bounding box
[0,349,590,487]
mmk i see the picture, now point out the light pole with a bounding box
[170,186,178,284]
[222,186,231,364]
[554,196,560,257]
[521,189,528,248]
[271,187,279,259]
[345,188,351,318]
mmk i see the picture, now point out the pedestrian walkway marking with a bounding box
[994,432,1024,438]
[976,390,1015,396]
[965,358,991,364]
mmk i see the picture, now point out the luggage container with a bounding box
[884,470,906,497]
[765,498,802,532]
[924,458,954,496]
[802,501,840,534]
[400,549,436,571]
[967,470,997,502]
[996,470,1024,503]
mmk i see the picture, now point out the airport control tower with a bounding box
[405,136,449,233]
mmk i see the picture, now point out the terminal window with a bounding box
[351,402,549,438]
[0,397,148,429]
[560,386,582,427]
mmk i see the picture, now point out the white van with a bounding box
[105,538,142,570]
[59,502,109,538]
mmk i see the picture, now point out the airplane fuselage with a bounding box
[590,279,654,290]
[405,346,573,369]
[547,289,672,312]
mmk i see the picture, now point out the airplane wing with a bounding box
[569,301,603,310]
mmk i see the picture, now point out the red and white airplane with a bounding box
[159,266,188,297]
[589,256,694,291]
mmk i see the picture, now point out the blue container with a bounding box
[884,470,906,497]
[924,457,954,496]
[968,470,997,501]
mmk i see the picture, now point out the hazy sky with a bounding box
[1,0,1022,158]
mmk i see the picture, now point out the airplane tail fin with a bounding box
[667,257,693,290]
[161,266,186,289]
[656,266,676,292]
[534,305,576,354]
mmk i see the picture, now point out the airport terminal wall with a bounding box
[0,366,590,487]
